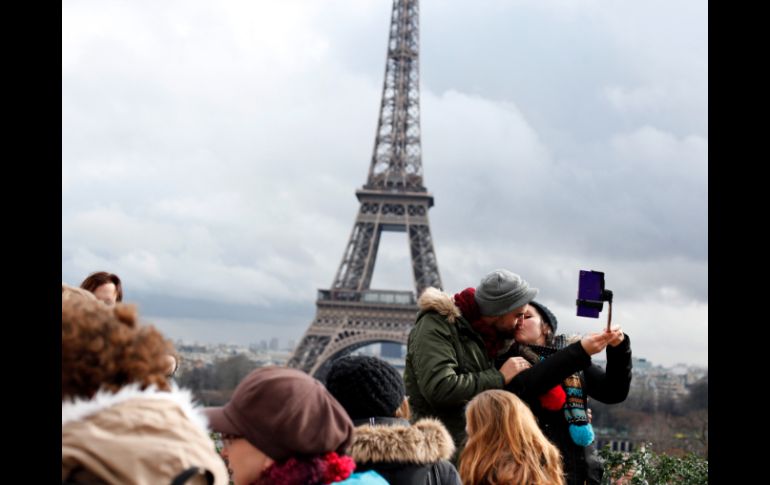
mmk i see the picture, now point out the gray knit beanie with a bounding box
[474,269,538,316]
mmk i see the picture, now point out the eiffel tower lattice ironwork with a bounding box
[288,0,442,378]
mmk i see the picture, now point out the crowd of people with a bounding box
[62,269,631,484]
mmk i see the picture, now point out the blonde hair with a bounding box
[393,397,411,420]
[459,390,565,485]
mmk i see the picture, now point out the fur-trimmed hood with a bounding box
[348,418,455,465]
[418,287,462,323]
[62,382,210,431]
[62,384,229,485]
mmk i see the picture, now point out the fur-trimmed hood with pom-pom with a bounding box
[62,384,229,485]
[348,418,455,465]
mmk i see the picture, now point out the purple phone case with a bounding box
[577,270,603,318]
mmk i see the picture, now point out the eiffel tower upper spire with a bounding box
[328,0,440,295]
[366,0,424,192]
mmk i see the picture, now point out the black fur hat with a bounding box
[325,355,405,421]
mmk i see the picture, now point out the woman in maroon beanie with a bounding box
[205,366,388,485]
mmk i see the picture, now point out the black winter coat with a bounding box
[348,417,462,485]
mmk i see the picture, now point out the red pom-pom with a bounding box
[321,452,356,484]
[539,385,566,410]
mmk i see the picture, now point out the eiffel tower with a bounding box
[288,0,441,378]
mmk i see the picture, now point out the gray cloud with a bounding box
[62,0,707,367]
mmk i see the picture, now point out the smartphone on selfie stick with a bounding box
[576,270,613,331]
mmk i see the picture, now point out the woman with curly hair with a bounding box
[459,390,565,485]
[61,293,229,484]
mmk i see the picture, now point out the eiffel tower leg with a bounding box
[286,330,332,373]
[408,223,442,294]
[332,220,383,292]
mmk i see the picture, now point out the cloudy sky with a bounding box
[62,0,707,367]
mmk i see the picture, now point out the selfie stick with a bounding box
[577,288,613,331]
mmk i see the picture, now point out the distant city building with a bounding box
[380,342,403,359]
[175,340,293,371]
[595,427,638,453]
[633,357,653,372]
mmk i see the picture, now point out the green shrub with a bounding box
[599,443,708,484]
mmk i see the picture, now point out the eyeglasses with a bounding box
[220,433,242,447]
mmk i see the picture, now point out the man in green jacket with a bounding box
[404,269,612,461]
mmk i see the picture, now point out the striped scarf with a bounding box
[518,337,595,447]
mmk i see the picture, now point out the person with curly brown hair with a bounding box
[74,273,180,377]
[61,295,229,485]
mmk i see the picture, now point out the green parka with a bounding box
[403,288,504,452]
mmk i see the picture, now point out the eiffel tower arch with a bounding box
[288,0,442,379]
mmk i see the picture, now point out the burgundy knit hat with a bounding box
[205,367,353,462]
